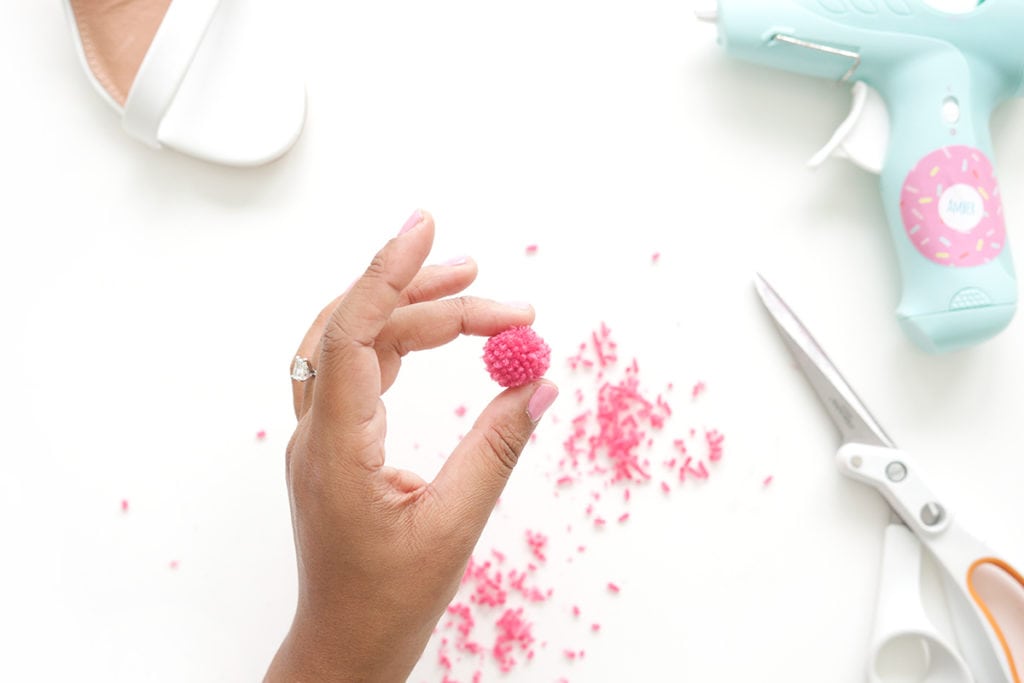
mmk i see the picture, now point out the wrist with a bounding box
[265,605,420,683]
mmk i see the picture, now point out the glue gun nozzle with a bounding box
[695,4,718,23]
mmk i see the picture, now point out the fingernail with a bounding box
[503,301,533,311]
[399,210,424,235]
[442,255,469,266]
[527,383,559,423]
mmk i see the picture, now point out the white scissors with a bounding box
[754,275,1024,683]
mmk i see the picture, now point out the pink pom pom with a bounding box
[483,326,551,388]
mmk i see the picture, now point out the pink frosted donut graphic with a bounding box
[900,145,1005,267]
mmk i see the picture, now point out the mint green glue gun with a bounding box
[699,0,1024,352]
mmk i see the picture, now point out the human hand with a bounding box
[265,211,559,682]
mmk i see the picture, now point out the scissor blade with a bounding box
[754,274,895,449]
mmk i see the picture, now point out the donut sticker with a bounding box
[900,145,1004,267]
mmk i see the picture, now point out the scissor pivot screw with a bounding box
[921,502,946,527]
[885,461,907,482]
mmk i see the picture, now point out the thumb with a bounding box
[429,380,559,534]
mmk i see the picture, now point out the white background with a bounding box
[3,1,1024,681]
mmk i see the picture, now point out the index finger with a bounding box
[290,256,480,419]
[313,210,435,427]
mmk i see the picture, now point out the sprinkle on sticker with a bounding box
[256,430,267,440]
[651,252,661,264]
[525,244,539,255]
[455,405,468,418]
[120,499,129,513]
[607,582,620,594]
[169,560,179,570]
[763,475,774,487]
[692,381,707,399]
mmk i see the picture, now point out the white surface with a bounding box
[3,1,1024,681]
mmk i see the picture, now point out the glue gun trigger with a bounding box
[808,81,890,175]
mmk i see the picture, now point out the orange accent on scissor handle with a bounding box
[968,557,1024,683]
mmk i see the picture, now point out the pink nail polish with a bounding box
[442,255,469,266]
[400,210,424,235]
[527,384,559,423]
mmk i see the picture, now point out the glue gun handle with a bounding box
[877,64,1016,353]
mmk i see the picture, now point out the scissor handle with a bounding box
[838,444,1024,683]
[949,548,1024,683]
[869,524,972,683]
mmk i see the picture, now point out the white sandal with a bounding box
[65,0,306,166]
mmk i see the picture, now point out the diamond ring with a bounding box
[290,355,316,382]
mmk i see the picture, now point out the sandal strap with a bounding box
[122,0,220,147]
